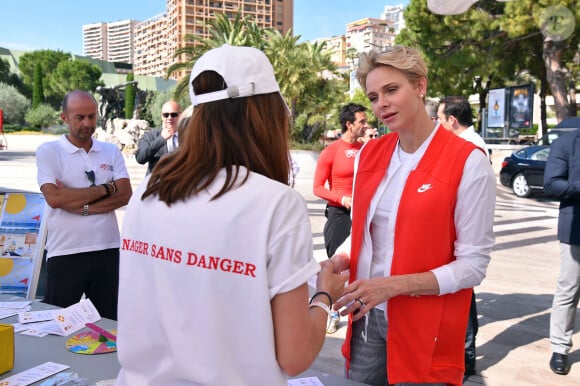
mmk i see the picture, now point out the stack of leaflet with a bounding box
[0,301,31,320]
[12,299,100,337]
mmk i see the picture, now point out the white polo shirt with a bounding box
[36,135,130,258]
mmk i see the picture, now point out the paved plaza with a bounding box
[1,133,579,385]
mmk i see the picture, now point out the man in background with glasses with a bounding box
[359,127,379,144]
[135,100,182,175]
[35,90,132,320]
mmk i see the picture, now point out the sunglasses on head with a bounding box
[162,112,180,118]
[85,170,96,186]
[368,134,378,138]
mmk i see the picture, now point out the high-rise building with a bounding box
[83,20,137,64]
[161,0,293,80]
[381,4,406,34]
[308,4,406,72]
[346,18,394,56]
[83,23,108,61]
[107,20,139,63]
[133,13,169,78]
[84,0,293,80]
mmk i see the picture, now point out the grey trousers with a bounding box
[346,308,445,386]
[550,242,580,354]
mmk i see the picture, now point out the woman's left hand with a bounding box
[334,277,400,322]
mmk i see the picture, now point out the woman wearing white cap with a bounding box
[115,45,349,386]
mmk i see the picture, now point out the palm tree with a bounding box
[264,31,338,128]
[166,11,341,140]
[167,11,270,100]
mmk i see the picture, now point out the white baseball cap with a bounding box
[188,44,288,113]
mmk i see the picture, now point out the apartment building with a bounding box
[133,13,169,78]
[310,5,405,71]
[346,18,395,56]
[83,20,137,64]
[83,23,108,61]
[83,0,292,80]
[107,20,139,63]
[161,0,293,80]
[314,36,348,68]
[381,4,406,34]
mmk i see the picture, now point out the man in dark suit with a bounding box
[544,127,580,376]
[135,100,181,174]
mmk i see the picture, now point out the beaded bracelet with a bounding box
[310,291,332,309]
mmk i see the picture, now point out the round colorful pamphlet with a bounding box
[65,329,117,354]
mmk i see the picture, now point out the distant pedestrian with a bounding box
[135,101,182,174]
[438,95,490,379]
[313,103,368,334]
[544,127,580,376]
[313,103,368,258]
[288,155,300,187]
[425,98,439,121]
[359,127,379,144]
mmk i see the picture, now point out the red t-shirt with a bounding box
[313,139,362,207]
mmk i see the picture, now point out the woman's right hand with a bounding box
[316,255,349,304]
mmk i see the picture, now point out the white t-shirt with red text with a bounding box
[116,167,319,386]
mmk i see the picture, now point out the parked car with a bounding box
[500,145,550,198]
[535,117,580,145]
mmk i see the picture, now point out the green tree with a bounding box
[397,0,512,114]
[25,103,59,128]
[125,73,136,119]
[47,59,103,102]
[32,62,44,108]
[199,11,269,48]
[499,0,579,121]
[399,0,579,129]
[18,50,71,103]
[0,58,12,84]
[265,31,339,129]
[0,57,25,94]
[0,83,31,125]
[294,77,346,143]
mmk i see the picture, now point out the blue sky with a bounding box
[0,0,408,55]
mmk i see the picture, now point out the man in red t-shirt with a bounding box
[314,103,369,256]
[314,103,368,333]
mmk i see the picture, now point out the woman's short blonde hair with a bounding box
[356,45,428,92]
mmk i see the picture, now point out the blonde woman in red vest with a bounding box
[331,46,496,386]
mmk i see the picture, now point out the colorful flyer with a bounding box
[65,328,117,355]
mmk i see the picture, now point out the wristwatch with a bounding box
[83,204,89,216]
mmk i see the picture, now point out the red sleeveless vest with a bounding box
[342,128,477,385]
